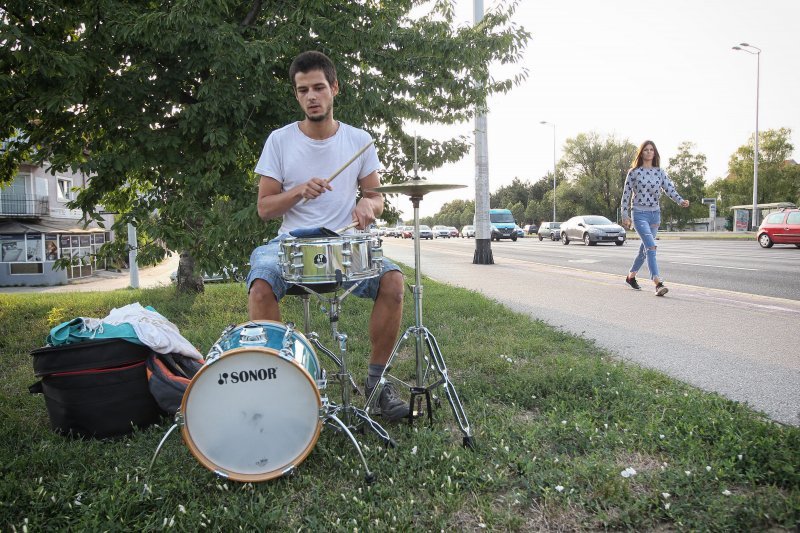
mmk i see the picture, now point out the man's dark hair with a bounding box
[289,51,338,90]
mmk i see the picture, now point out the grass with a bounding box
[1,268,798,531]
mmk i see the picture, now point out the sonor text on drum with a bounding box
[217,368,278,385]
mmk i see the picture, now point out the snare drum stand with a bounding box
[375,193,475,448]
[291,278,395,482]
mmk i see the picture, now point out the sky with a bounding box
[390,0,800,220]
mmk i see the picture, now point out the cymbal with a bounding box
[367,180,467,196]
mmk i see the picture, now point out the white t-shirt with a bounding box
[254,121,381,235]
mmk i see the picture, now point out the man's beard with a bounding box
[306,106,331,122]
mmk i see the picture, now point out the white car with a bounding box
[432,225,451,238]
[461,225,476,238]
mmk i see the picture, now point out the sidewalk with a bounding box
[0,253,180,294]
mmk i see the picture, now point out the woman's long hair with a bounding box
[630,140,660,169]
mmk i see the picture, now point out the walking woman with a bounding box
[620,140,689,296]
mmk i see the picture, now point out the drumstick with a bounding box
[302,140,375,204]
[334,221,359,234]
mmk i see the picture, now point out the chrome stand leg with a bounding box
[145,419,181,494]
[324,411,377,484]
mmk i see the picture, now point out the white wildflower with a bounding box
[411,446,418,455]
[621,467,637,478]
[722,489,732,496]
[664,503,671,510]
[661,492,671,499]
[178,505,186,514]
[555,485,564,492]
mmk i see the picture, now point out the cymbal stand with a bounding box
[373,191,475,448]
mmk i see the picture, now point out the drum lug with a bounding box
[174,410,185,427]
[213,470,230,480]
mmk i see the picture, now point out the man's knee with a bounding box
[378,271,404,306]
[249,279,278,305]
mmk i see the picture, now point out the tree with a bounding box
[0,0,529,291]
[508,201,524,225]
[725,128,799,205]
[560,132,636,219]
[664,142,707,229]
[490,177,534,211]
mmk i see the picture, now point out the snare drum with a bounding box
[181,321,322,482]
[278,234,383,284]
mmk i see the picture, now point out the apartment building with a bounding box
[0,163,115,286]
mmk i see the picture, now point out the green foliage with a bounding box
[707,128,800,211]
[560,132,637,221]
[664,142,707,229]
[0,0,529,277]
[1,280,799,530]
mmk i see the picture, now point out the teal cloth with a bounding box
[46,308,160,347]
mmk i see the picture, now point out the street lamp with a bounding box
[732,42,761,229]
[539,121,556,222]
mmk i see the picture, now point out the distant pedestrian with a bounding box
[620,140,690,296]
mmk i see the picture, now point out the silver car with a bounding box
[461,225,476,238]
[560,216,626,246]
[537,222,561,241]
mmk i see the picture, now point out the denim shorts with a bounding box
[246,235,401,300]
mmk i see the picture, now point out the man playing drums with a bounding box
[246,51,408,422]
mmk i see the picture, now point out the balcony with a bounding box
[0,195,50,218]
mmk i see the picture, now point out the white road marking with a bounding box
[669,261,759,271]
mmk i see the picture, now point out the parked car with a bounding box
[560,215,626,246]
[448,227,459,238]
[537,222,561,241]
[757,208,800,248]
[416,225,433,240]
[461,225,476,238]
[401,226,414,239]
[523,224,538,235]
[514,225,525,238]
[432,225,451,238]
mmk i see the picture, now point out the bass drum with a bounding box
[181,322,322,481]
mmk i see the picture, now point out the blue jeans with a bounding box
[246,235,401,300]
[630,210,661,280]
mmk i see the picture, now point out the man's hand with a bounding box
[298,177,332,200]
[351,197,377,230]
[680,199,690,208]
[621,218,632,230]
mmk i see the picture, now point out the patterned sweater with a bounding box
[620,167,684,219]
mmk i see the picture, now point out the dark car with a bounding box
[523,224,538,235]
[757,208,800,248]
[561,215,626,246]
[537,222,561,241]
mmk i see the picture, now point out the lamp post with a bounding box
[539,121,557,222]
[732,42,761,229]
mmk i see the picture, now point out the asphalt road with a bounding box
[381,236,800,426]
[444,236,798,300]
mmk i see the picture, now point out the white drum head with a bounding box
[181,348,322,481]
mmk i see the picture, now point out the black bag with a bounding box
[29,338,164,439]
[145,352,204,416]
